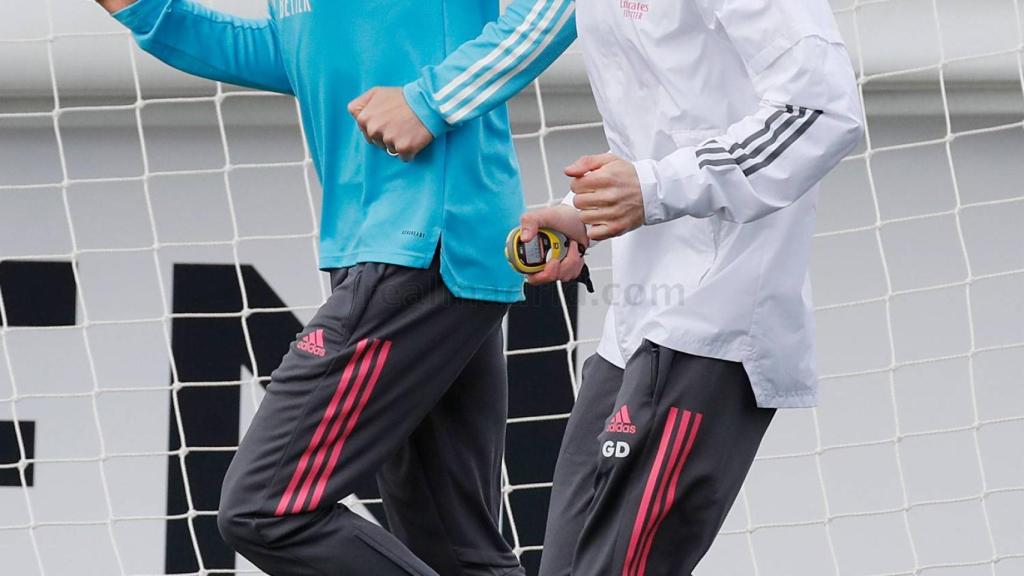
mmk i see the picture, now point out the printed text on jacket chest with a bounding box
[619,0,650,20]
[276,0,313,19]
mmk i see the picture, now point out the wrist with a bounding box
[633,159,663,225]
[554,203,580,218]
[402,82,449,138]
[554,204,588,245]
[97,0,136,14]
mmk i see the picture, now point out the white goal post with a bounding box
[0,0,1022,575]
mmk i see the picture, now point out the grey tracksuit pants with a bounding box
[217,257,523,576]
[539,341,776,576]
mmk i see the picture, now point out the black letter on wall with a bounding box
[0,261,77,487]
[504,284,579,574]
[0,261,579,576]
[166,264,303,574]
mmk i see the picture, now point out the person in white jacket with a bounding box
[355,0,864,574]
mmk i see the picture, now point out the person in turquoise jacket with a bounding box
[106,0,576,302]
[93,0,576,574]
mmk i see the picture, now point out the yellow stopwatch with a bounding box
[504,226,596,292]
[504,227,570,274]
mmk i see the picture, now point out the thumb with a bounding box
[565,153,617,178]
[519,212,542,243]
[347,88,378,117]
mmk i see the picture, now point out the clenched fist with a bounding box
[348,87,434,162]
[567,153,645,241]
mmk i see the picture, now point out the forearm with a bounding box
[637,40,864,225]
[404,0,577,136]
[108,0,293,94]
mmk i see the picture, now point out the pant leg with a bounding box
[217,258,509,576]
[571,341,775,576]
[537,354,624,576]
[377,325,523,576]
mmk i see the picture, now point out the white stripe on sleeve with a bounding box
[446,2,575,124]
[433,0,553,102]
[440,0,571,120]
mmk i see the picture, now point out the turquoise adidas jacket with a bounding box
[114,0,577,303]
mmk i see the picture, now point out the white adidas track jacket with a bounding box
[409,0,864,408]
[578,0,863,408]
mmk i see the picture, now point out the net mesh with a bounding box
[0,0,1023,574]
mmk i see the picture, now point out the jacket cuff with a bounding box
[112,0,170,34]
[402,82,450,139]
[634,158,668,225]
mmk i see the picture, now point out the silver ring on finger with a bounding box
[386,146,400,157]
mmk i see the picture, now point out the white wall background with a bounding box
[0,0,1023,575]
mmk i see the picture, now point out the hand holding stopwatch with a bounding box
[505,227,595,292]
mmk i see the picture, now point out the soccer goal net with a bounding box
[1,0,1022,575]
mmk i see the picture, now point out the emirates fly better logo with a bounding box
[620,0,650,21]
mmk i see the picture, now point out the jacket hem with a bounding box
[603,333,818,410]
[439,260,524,304]
[319,251,524,304]
[750,389,818,409]
[742,340,819,409]
[319,250,435,271]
